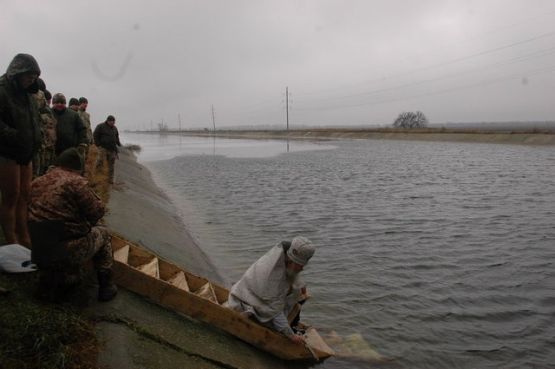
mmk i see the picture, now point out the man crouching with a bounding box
[227,236,315,344]
[28,148,117,302]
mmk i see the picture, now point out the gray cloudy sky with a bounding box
[3,0,555,130]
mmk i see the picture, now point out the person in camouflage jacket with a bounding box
[78,97,93,144]
[32,90,57,177]
[28,148,117,302]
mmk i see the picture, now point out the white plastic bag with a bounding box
[0,244,37,273]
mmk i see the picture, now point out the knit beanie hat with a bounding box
[287,236,315,266]
[37,78,46,92]
[68,97,79,106]
[55,148,83,172]
[52,93,66,104]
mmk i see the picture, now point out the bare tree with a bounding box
[393,111,429,128]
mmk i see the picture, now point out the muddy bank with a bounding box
[94,148,298,369]
[104,148,221,283]
[164,128,555,145]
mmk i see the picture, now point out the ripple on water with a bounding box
[135,138,555,369]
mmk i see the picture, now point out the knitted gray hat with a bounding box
[287,236,315,266]
[56,148,83,172]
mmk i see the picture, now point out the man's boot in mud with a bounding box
[97,268,118,302]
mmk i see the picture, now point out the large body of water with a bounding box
[123,133,555,369]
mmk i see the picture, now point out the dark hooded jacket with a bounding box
[53,107,87,155]
[93,121,121,152]
[0,54,42,164]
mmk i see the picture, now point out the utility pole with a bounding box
[211,104,216,133]
[285,86,289,132]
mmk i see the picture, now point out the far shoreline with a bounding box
[126,127,555,146]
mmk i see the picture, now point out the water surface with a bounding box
[124,133,555,369]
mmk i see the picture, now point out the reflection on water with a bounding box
[123,132,335,161]
[122,133,555,369]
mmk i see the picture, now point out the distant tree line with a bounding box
[393,111,428,128]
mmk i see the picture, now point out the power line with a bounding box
[295,63,555,112]
[296,29,555,99]
[225,30,555,122]
[296,44,555,106]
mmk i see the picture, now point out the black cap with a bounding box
[44,90,52,100]
[69,98,79,106]
[106,115,115,122]
[78,97,88,104]
[37,78,46,92]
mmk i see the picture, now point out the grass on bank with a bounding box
[0,145,114,369]
[0,273,98,369]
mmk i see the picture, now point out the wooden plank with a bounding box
[113,244,129,263]
[167,271,189,292]
[110,234,334,361]
[136,257,159,278]
[112,261,333,360]
[305,327,334,359]
[194,282,217,303]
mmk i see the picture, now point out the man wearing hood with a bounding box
[0,53,42,247]
[227,236,315,344]
[51,93,87,156]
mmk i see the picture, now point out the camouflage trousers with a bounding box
[64,226,113,270]
[33,146,56,178]
[95,147,117,183]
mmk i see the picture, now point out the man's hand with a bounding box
[289,334,306,345]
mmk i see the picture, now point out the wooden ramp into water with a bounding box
[110,234,334,362]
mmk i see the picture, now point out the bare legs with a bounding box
[0,161,32,246]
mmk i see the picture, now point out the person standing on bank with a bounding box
[68,98,79,112]
[32,79,57,177]
[78,97,93,145]
[0,53,42,247]
[51,93,88,157]
[93,115,121,184]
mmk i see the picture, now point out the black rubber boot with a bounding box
[35,269,63,302]
[97,268,118,302]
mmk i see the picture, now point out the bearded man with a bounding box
[227,236,315,344]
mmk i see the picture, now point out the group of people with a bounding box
[1,53,317,343]
[0,53,120,302]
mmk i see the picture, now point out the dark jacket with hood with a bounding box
[93,121,121,152]
[0,54,42,164]
[53,107,87,155]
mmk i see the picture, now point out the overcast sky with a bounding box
[2,0,555,130]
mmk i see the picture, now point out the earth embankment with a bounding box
[94,148,296,369]
[171,128,555,145]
